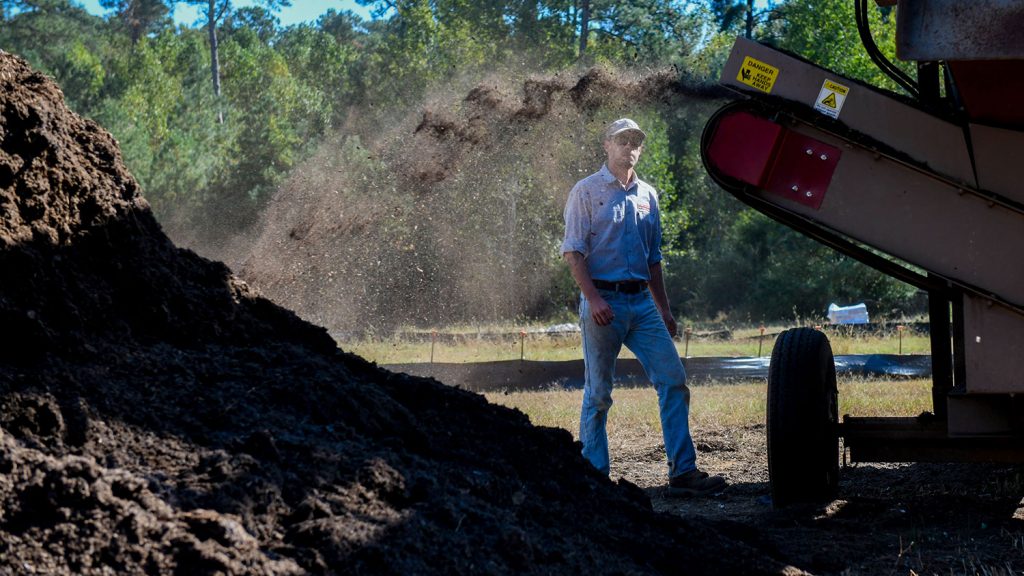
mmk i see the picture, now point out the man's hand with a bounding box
[661,310,678,337]
[564,252,615,326]
[589,295,615,326]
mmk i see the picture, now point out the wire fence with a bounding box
[339,321,930,364]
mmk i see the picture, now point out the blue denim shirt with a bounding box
[561,164,662,282]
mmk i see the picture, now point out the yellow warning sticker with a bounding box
[814,79,850,119]
[737,56,779,94]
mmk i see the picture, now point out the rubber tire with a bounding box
[767,327,839,506]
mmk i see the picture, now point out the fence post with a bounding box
[520,330,526,361]
[758,325,766,357]
[897,324,905,355]
[430,330,437,364]
[684,327,692,358]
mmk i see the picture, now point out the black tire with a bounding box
[767,327,839,506]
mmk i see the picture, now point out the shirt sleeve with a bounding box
[648,188,663,266]
[560,182,590,256]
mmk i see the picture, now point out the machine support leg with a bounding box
[917,61,941,106]
[928,278,952,419]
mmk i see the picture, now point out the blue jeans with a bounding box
[579,289,697,479]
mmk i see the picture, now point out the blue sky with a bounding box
[78,1,377,26]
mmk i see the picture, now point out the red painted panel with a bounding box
[949,60,1024,129]
[764,131,842,210]
[706,111,784,187]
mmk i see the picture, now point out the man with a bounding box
[561,118,726,497]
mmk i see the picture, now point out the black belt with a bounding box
[593,279,649,294]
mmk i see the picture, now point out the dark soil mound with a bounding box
[0,52,794,574]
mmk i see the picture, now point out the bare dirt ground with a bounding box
[614,423,1024,575]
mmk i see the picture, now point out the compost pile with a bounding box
[0,52,793,574]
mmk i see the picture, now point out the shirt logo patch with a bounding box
[637,201,650,216]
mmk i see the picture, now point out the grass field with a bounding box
[344,323,931,364]
[485,377,933,441]
[355,322,936,442]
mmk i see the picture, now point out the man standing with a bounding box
[561,118,726,496]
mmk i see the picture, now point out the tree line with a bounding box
[0,0,921,327]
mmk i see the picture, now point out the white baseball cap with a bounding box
[604,118,646,141]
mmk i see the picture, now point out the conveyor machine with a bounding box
[699,0,1024,504]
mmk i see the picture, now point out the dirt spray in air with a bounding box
[238,65,731,336]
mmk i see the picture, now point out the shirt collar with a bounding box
[600,164,637,189]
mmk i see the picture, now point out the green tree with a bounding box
[100,0,171,44]
[176,0,291,123]
[569,1,719,65]
[578,0,590,56]
[53,40,106,111]
[355,0,579,100]
[710,0,777,39]
[179,0,230,122]
[0,0,109,113]
[775,0,906,91]
[275,22,364,120]
[316,8,365,44]
[94,28,229,227]
[224,5,278,43]
[211,28,326,229]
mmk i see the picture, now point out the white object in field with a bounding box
[827,303,869,325]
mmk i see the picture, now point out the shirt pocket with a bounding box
[592,190,625,226]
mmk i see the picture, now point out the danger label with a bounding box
[814,79,850,119]
[737,56,779,94]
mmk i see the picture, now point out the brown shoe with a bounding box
[666,469,727,497]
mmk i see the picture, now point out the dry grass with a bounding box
[346,325,931,364]
[488,378,932,491]
[348,334,585,364]
[838,377,933,417]
[486,377,933,441]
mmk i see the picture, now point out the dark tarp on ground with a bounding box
[385,354,932,392]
